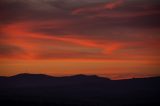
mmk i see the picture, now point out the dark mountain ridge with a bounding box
[1,73,160,81]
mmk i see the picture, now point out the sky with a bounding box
[0,0,160,79]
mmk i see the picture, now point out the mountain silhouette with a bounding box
[0,74,160,106]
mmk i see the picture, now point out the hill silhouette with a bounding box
[0,73,160,106]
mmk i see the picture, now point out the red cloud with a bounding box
[72,0,125,15]
[0,21,129,59]
[104,0,124,9]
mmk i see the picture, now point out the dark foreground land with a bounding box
[0,73,160,106]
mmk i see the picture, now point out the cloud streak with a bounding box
[0,0,159,62]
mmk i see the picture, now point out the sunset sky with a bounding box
[0,0,160,79]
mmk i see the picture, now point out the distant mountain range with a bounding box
[0,73,160,106]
